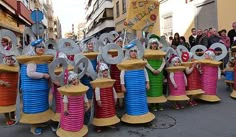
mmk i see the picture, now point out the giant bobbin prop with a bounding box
[101,32,125,98]
[176,45,204,96]
[16,39,54,124]
[190,43,227,102]
[56,54,90,137]
[117,39,155,124]
[144,34,167,104]
[0,29,20,114]
[47,49,74,122]
[165,47,189,101]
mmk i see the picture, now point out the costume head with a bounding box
[181,52,193,62]
[27,38,45,56]
[97,62,110,78]
[124,42,138,59]
[114,37,123,47]
[67,71,78,85]
[204,49,215,60]
[169,54,181,67]
[86,40,94,52]
[148,34,162,50]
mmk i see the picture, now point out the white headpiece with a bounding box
[204,49,216,60]
[67,71,78,83]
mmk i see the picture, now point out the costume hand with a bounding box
[174,84,178,89]
[85,102,90,112]
[64,111,69,116]
[153,70,160,75]
[146,82,150,91]
[43,73,50,79]
[97,100,102,107]
[53,81,60,86]
[121,85,126,93]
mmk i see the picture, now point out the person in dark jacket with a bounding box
[180,36,191,50]
[196,29,208,47]
[227,22,236,47]
[188,28,197,47]
[208,28,221,47]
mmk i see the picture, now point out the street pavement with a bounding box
[0,79,236,137]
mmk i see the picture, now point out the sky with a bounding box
[52,0,86,37]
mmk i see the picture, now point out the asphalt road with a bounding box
[0,79,235,137]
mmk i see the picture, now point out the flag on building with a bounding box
[125,0,159,32]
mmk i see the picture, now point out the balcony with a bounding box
[2,0,17,13]
[17,1,33,24]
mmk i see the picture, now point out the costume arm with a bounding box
[157,58,166,72]
[184,74,187,86]
[84,94,88,103]
[26,63,44,79]
[120,70,125,85]
[144,68,149,82]
[95,87,101,101]
[113,87,117,100]
[63,95,68,104]
[169,72,177,87]
[146,62,155,72]
[218,67,221,79]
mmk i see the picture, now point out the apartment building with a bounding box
[85,0,115,37]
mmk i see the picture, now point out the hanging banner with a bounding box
[124,0,159,32]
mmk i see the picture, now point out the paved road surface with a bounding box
[0,80,235,137]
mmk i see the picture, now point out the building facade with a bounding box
[0,0,34,41]
[53,16,62,40]
[159,0,236,40]
[85,0,115,37]
[77,22,86,41]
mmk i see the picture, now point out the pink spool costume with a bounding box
[56,71,90,137]
[198,49,222,102]
[181,52,204,106]
[166,55,189,110]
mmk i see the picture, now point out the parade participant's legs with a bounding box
[4,112,15,125]
[31,125,43,135]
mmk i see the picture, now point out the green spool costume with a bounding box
[144,34,167,103]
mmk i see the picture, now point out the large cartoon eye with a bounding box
[102,43,124,64]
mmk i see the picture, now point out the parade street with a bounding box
[0,79,235,137]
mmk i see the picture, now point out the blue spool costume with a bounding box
[21,64,49,114]
[124,70,148,115]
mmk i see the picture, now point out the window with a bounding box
[116,1,120,17]
[122,0,126,13]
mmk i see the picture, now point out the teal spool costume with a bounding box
[144,34,167,110]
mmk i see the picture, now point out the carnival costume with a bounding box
[144,34,167,111]
[90,62,119,132]
[0,29,20,125]
[166,52,189,109]
[118,40,155,124]
[190,43,227,102]
[56,55,90,137]
[16,38,53,135]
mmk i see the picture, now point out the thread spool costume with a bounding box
[47,51,74,123]
[144,34,167,111]
[81,39,99,100]
[191,43,227,102]
[223,61,234,88]
[177,46,204,106]
[118,40,155,124]
[0,29,20,125]
[56,64,90,137]
[166,53,189,109]
[90,62,119,132]
[16,39,54,135]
